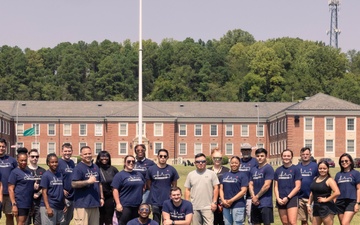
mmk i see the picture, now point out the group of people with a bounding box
[0,136,360,225]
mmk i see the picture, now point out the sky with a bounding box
[1,0,359,52]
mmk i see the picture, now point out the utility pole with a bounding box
[328,0,341,48]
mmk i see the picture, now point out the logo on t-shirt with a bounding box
[252,171,264,180]
[134,165,147,171]
[65,165,73,173]
[300,168,313,177]
[153,171,171,180]
[239,165,251,172]
[128,176,143,182]
[170,211,186,220]
[24,173,36,181]
[222,175,238,183]
[278,171,293,179]
[50,177,63,186]
[85,169,99,178]
[0,161,11,168]
[338,175,353,183]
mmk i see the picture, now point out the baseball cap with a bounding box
[240,143,252,150]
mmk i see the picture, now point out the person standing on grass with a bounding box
[274,149,301,225]
[249,148,274,225]
[185,153,219,225]
[40,154,66,225]
[146,149,179,224]
[57,143,75,225]
[335,153,360,225]
[297,147,318,225]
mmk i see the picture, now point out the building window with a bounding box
[326,118,334,131]
[136,123,146,136]
[32,142,40,151]
[32,124,40,135]
[79,142,87,153]
[257,143,264,148]
[194,124,202,136]
[17,142,24,148]
[179,124,187,136]
[210,124,218,136]
[225,143,233,155]
[119,123,128,136]
[194,143,202,154]
[347,140,355,153]
[210,143,218,152]
[153,142,163,155]
[95,124,103,136]
[48,142,56,154]
[305,139,313,151]
[48,124,56,136]
[179,143,187,155]
[95,142,103,154]
[347,118,355,131]
[63,124,71,136]
[305,117,313,131]
[154,123,163,136]
[119,142,128,155]
[17,123,24,136]
[257,124,264,137]
[241,124,249,136]
[225,124,233,136]
[284,119,287,132]
[79,124,87,136]
[326,139,334,153]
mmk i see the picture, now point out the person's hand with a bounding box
[87,175,97,184]
[354,203,359,213]
[163,219,173,225]
[63,206,68,213]
[307,205,312,214]
[116,203,123,212]
[252,196,260,206]
[34,182,39,190]
[46,207,53,217]
[276,197,285,205]
[12,205,18,217]
[317,197,327,203]
[63,189,69,197]
[100,198,104,207]
[211,202,217,212]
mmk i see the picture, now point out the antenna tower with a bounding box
[328,0,340,48]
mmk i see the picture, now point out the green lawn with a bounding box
[1,165,359,225]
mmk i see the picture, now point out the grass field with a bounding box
[1,164,360,225]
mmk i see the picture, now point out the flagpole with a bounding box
[138,0,143,144]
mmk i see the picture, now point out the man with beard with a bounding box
[239,143,258,225]
[126,203,158,225]
[162,187,193,225]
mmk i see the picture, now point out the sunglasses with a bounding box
[127,160,135,164]
[341,160,349,164]
[30,155,39,159]
[195,160,206,164]
[139,208,149,212]
[213,157,222,161]
[159,155,167,158]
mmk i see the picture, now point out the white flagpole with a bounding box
[138,0,143,144]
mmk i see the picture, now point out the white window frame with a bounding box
[210,124,218,136]
[63,124,72,136]
[94,142,103,155]
[153,142,163,155]
[325,139,334,153]
[31,142,40,151]
[17,123,24,136]
[48,123,56,136]
[119,123,128,136]
[325,117,334,131]
[225,143,233,155]
[179,143,187,155]
[241,124,249,137]
[179,124,187,136]
[154,123,163,136]
[79,124,87,136]
[48,142,56,154]
[95,124,103,136]
[305,139,313,151]
[194,143,202,154]
[257,124,264,137]
[136,123,146,137]
[32,123,40,135]
[347,117,356,131]
[225,124,233,136]
[118,142,128,155]
[305,117,313,131]
[194,124,202,136]
[210,143,218,152]
[347,139,355,153]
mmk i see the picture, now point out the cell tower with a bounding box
[328,0,341,48]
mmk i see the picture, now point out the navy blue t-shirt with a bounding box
[297,162,318,198]
[250,164,274,208]
[146,164,179,206]
[335,169,360,200]
[57,158,75,200]
[111,170,145,207]
[274,165,302,198]
[239,157,258,199]
[162,199,193,221]
[8,168,35,209]
[72,162,101,208]
[134,158,155,178]
[0,155,18,194]
[220,171,249,208]
[127,218,159,225]
[40,170,65,210]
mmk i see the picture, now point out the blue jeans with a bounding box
[223,207,245,225]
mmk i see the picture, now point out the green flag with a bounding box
[23,127,35,136]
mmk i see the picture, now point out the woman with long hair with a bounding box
[111,155,145,225]
[219,156,248,225]
[335,153,360,225]
[208,148,229,225]
[274,149,301,225]
[96,150,119,225]
[308,160,340,225]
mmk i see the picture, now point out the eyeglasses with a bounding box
[213,157,222,161]
[30,155,39,159]
[127,160,135,164]
[341,160,349,164]
[195,160,206,164]
[159,155,167,158]
[139,208,149,212]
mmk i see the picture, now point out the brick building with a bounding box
[1,93,359,165]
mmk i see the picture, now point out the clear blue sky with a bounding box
[1,0,358,52]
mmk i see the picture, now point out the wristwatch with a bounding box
[12,202,17,206]
[213,201,217,204]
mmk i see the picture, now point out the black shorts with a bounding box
[336,199,356,214]
[276,196,298,209]
[313,202,337,218]
[18,208,30,217]
[251,205,274,224]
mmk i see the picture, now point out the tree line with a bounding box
[1,29,360,103]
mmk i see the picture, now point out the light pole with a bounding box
[255,104,260,147]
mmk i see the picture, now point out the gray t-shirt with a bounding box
[184,169,219,210]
